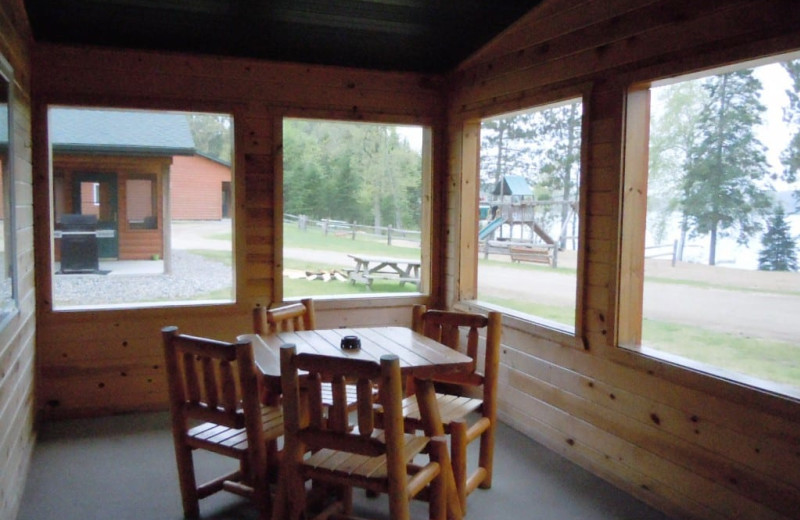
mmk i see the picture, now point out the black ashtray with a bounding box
[341,335,361,350]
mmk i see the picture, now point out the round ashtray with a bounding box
[340,335,361,350]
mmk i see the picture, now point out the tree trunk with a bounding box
[709,224,717,265]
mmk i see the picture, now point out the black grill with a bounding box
[59,214,99,274]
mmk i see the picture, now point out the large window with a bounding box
[477,99,583,331]
[48,107,234,309]
[631,54,800,396]
[282,118,426,299]
[0,55,17,324]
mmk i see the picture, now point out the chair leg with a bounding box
[450,420,468,514]
[174,444,200,518]
[478,419,495,489]
[428,437,447,520]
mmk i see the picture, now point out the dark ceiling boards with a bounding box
[24,0,543,73]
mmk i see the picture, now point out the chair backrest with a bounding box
[411,304,501,400]
[280,344,406,469]
[253,298,316,335]
[162,326,264,437]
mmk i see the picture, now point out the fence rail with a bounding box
[286,214,422,247]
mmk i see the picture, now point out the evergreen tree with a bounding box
[682,70,772,265]
[186,114,232,162]
[536,101,582,248]
[781,59,800,207]
[480,114,534,188]
[758,205,798,271]
[648,81,707,255]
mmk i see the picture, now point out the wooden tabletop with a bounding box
[241,326,472,382]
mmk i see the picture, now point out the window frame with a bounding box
[0,53,19,329]
[619,56,800,399]
[275,114,434,304]
[46,105,237,311]
[456,89,591,346]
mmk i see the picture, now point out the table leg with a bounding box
[414,378,463,520]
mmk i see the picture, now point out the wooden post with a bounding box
[351,221,357,240]
[387,225,393,246]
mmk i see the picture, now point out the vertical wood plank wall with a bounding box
[31,44,443,419]
[448,1,800,519]
[0,1,35,519]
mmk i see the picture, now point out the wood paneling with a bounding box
[448,0,800,518]
[0,1,35,520]
[31,44,445,420]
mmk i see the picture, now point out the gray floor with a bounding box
[18,412,669,520]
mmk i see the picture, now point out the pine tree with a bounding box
[682,70,772,265]
[758,205,798,271]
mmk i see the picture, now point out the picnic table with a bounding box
[347,254,421,290]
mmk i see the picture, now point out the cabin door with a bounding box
[72,172,119,258]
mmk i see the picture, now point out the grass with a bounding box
[284,276,417,296]
[480,293,799,389]
[641,320,800,387]
[284,225,421,259]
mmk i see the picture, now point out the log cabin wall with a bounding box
[0,1,35,519]
[447,1,800,519]
[31,44,444,419]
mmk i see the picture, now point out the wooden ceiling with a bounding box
[23,0,543,73]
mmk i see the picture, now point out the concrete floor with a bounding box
[18,412,670,520]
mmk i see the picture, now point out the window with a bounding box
[48,107,234,309]
[126,177,157,229]
[476,98,583,331]
[625,54,800,396]
[282,118,426,299]
[0,55,17,323]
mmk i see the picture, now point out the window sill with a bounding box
[621,343,800,406]
[457,299,579,347]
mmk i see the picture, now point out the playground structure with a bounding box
[478,175,579,268]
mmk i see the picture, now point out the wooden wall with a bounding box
[447,1,800,519]
[171,155,230,220]
[0,1,36,519]
[31,44,444,419]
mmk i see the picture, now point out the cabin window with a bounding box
[281,118,427,299]
[474,98,583,333]
[622,53,800,397]
[48,107,235,310]
[0,55,18,326]
[126,176,157,230]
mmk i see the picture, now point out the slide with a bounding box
[478,217,506,241]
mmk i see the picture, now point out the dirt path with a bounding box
[479,254,799,343]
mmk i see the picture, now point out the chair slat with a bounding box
[219,360,237,413]
[202,356,219,408]
[183,352,200,403]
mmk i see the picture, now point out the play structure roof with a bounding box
[492,175,532,197]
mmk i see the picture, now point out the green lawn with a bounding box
[284,224,421,259]
[480,294,799,389]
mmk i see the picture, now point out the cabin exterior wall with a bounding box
[170,155,230,221]
[447,1,800,519]
[0,1,36,519]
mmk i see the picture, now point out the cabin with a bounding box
[49,107,195,262]
[2,1,799,519]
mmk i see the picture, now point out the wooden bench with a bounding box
[510,245,552,265]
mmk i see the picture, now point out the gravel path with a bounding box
[54,250,232,306]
